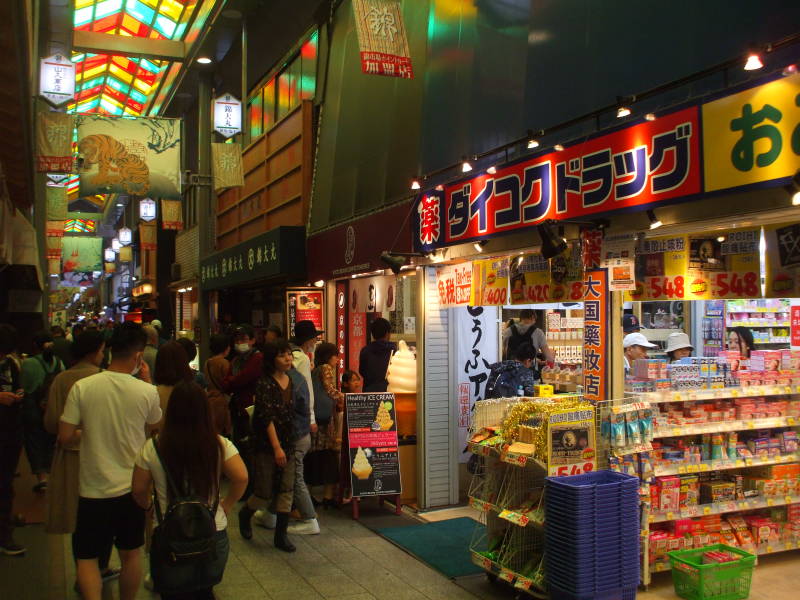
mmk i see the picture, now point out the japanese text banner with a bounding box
[352,0,413,79]
[764,221,800,298]
[582,270,608,403]
[413,106,701,252]
[435,263,472,308]
[703,73,800,193]
[626,235,689,302]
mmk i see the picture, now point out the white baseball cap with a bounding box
[665,332,693,354]
[623,332,657,349]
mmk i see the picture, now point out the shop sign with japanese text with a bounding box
[509,243,586,304]
[582,269,608,403]
[336,283,347,379]
[352,0,413,79]
[413,107,701,252]
[435,263,472,308]
[40,54,75,106]
[199,226,305,290]
[547,407,597,477]
[703,73,800,193]
[213,93,242,138]
[286,289,324,339]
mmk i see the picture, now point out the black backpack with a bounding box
[149,437,221,592]
[33,355,63,407]
[506,323,537,358]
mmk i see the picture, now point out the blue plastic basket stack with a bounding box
[545,470,640,600]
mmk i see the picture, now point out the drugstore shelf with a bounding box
[727,322,790,328]
[653,452,800,477]
[470,551,546,597]
[468,496,545,528]
[651,540,800,572]
[629,385,800,404]
[649,494,800,523]
[653,416,797,438]
[466,442,548,470]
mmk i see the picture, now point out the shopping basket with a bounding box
[667,544,755,600]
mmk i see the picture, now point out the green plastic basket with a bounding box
[667,544,756,600]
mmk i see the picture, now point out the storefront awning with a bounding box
[307,202,415,281]
[200,226,305,291]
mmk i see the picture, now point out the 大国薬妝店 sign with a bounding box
[413,106,701,252]
[703,72,800,193]
[582,269,608,403]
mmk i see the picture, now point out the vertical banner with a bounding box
[46,184,68,220]
[346,392,401,497]
[336,282,348,380]
[792,305,800,349]
[352,0,414,79]
[471,257,509,306]
[75,115,182,199]
[349,312,367,374]
[435,263,472,308]
[46,236,62,259]
[211,142,244,192]
[581,229,603,270]
[61,236,102,272]
[46,221,65,237]
[286,289,324,338]
[118,246,133,262]
[764,222,800,298]
[161,199,184,230]
[601,233,636,292]
[582,269,608,402]
[455,305,499,461]
[36,112,74,172]
[139,221,157,250]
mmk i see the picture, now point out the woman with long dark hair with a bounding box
[728,326,755,360]
[152,341,193,433]
[131,381,248,599]
[238,339,302,552]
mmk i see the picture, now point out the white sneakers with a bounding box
[287,518,320,535]
[253,510,276,529]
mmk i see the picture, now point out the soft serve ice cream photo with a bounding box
[386,340,417,436]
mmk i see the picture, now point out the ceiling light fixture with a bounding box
[526,129,541,149]
[486,166,497,174]
[473,240,488,253]
[787,170,800,205]
[647,209,663,230]
[411,178,421,190]
[313,280,325,287]
[717,235,726,243]
[744,52,763,71]
[196,56,212,64]
[537,220,567,259]
[554,144,565,152]
[461,158,473,173]
[644,113,656,121]
[616,95,634,118]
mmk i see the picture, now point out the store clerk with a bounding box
[623,332,657,376]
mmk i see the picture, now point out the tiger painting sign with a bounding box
[352,0,413,79]
[75,115,182,200]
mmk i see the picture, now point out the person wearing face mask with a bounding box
[222,325,264,450]
[21,331,65,492]
[58,322,161,600]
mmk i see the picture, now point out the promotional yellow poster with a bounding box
[549,243,585,302]
[472,257,509,306]
[703,73,800,193]
[626,235,689,301]
[547,407,596,477]
[764,221,800,298]
[686,228,761,299]
[509,254,551,304]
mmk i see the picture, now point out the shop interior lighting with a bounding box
[716,235,726,243]
[537,221,567,259]
[473,240,488,253]
[196,56,213,64]
[178,288,187,293]
[644,113,656,121]
[313,280,325,287]
[744,52,763,71]
[461,158,473,173]
[647,209,663,230]
[486,166,497,174]
[554,144,565,152]
[410,179,421,190]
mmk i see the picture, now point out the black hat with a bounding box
[293,320,323,344]
[622,313,641,334]
[233,324,255,338]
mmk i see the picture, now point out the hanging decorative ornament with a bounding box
[139,198,157,222]
[118,226,132,245]
[111,238,121,252]
[104,248,116,263]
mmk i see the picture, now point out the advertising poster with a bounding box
[471,257,509,306]
[764,222,800,298]
[601,233,636,291]
[350,275,396,313]
[75,115,182,199]
[686,228,760,299]
[286,289,324,338]
[626,235,689,301]
[352,0,414,79]
[547,407,596,477]
[509,253,551,304]
[346,392,401,497]
[61,236,102,273]
[435,263,472,308]
[455,305,499,461]
[582,269,608,402]
[550,243,586,302]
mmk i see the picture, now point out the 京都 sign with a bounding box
[213,93,242,138]
[39,53,75,106]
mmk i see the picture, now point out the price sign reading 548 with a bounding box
[711,272,759,298]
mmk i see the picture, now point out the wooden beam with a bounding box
[72,30,185,61]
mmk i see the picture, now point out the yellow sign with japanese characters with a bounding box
[703,73,800,192]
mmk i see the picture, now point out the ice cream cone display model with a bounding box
[387,340,417,436]
[351,446,373,480]
[375,401,394,431]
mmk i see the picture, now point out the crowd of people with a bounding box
[0,315,399,599]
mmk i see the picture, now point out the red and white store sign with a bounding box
[336,282,347,380]
[792,306,800,348]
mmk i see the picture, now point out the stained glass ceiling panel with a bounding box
[69,0,204,117]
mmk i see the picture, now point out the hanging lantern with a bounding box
[139,198,157,222]
[119,246,133,262]
[118,226,132,245]
[104,248,115,262]
[111,238,121,252]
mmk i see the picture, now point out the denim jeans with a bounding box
[292,434,316,520]
[22,399,54,475]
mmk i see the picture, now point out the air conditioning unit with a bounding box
[170,262,182,281]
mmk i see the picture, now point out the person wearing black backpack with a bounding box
[20,331,65,493]
[132,381,247,599]
[502,310,554,370]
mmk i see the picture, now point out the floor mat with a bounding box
[376,517,485,579]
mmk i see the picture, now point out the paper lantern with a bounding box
[119,246,133,262]
[111,238,121,252]
[139,198,157,221]
[104,248,115,262]
[118,226,132,245]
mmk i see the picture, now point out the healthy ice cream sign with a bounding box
[346,392,402,497]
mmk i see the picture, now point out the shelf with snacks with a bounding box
[649,494,800,523]
[728,321,790,328]
[653,416,798,438]
[653,452,800,477]
[650,538,800,573]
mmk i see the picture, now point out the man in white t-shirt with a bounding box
[59,322,161,600]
